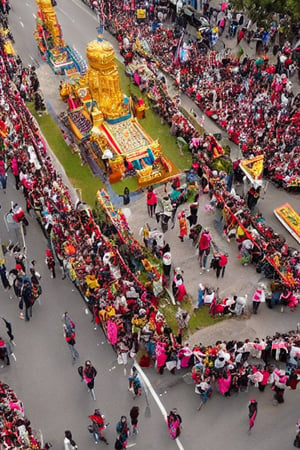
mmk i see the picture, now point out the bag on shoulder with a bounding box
[115,438,123,450]
[78,366,83,380]
[18,299,23,310]
[294,436,300,448]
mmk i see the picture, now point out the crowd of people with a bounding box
[0,2,300,447]
[189,329,300,411]
[101,0,300,191]
[0,381,45,449]
[208,172,300,290]
[1,0,298,365]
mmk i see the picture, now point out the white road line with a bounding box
[134,362,185,450]
[59,8,76,24]
[68,0,97,21]
[19,21,24,28]
[32,13,36,19]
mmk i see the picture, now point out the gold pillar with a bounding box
[86,38,124,120]
[36,0,62,47]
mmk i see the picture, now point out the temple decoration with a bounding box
[240,155,264,187]
[34,0,86,76]
[59,32,176,186]
[0,23,15,56]
[86,39,124,120]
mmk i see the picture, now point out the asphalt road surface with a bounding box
[3,1,300,449]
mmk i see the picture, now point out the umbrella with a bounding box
[221,2,228,11]
[102,149,113,160]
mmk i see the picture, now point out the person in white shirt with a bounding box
[64,430,78,450]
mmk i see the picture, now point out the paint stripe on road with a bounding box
[58,7,76,24]
[134,362,185,450]
[19,21,24,28]
[68,0,98,22]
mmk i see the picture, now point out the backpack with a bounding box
[294,436,300,448]
[64,317,75,337]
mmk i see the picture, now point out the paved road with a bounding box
[4,1,300,449]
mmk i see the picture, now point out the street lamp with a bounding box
[92,0,105,36]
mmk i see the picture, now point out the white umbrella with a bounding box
[102,149,114,160]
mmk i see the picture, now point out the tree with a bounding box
[231,0,300,25]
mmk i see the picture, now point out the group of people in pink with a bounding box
[189,330,300,412]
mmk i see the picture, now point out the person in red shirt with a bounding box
[88,409,109,445]
[199,229,211,271]
[146,186,157,218]
[215,253,228,278]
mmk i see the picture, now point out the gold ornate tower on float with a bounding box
[35,0,62,47]
[86,37,124,120]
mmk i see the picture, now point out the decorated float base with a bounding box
[274,203,300,244]
[45,46,86,77]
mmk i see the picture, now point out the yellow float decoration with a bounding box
[60,33,178,186]
[240,155,264,183]
[274,203,300,244]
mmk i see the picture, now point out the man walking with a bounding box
[21,280,33,322]
[63,321,79,364]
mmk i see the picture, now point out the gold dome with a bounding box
[86,39,115,71]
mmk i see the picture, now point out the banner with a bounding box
[240,154,264,186]
[274,203,300,244]
[137,9,146,19]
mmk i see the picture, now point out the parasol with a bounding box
[102,149,114,159]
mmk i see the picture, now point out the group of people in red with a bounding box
[101,0,299,191]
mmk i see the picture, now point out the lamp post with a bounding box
[92,0,105,37]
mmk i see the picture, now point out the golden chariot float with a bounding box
[59,34,173,186]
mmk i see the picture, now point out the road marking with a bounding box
[58,7,75,24]
[19,21,24,28]
[32,13,36,19]
[134,362,184,450]
[69,0,97,21]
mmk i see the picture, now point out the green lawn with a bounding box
[27,103,103,206]
[160,296,227,338]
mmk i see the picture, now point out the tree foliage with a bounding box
[231,0,300,24]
